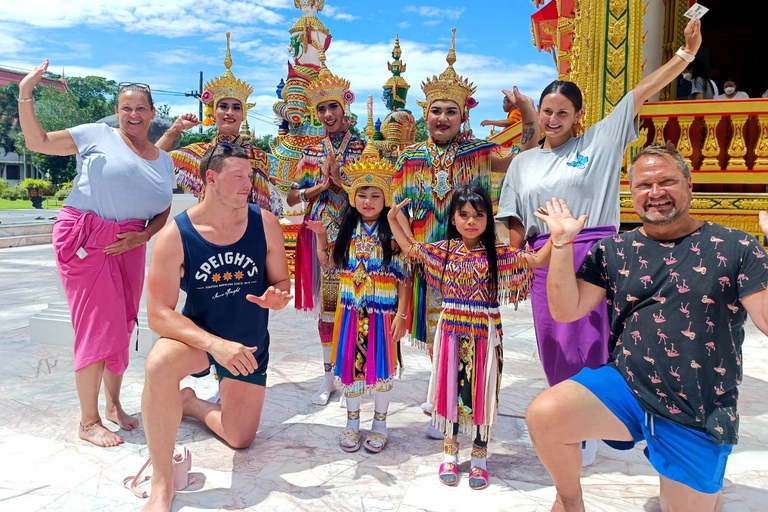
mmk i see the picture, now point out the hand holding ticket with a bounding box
[684,3,709,20]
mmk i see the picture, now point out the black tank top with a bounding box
[177,205,269,371]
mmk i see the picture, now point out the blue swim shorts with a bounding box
[570,365,732,494]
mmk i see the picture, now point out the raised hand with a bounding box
[246,286,293,311]
[532,197,588,243]
[759,211,768,238]
[19,59,49,97]
[304,220,327,234]
[210,341,258,376]
[387,198,411,222]
[173,113,201,132]
[502,86,535,113]
[683,19,702,55]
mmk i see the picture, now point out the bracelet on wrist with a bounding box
[163,127,180,138]
[299,188,307,202]
[18,97,34,103]
[316,247,328,253]
[676,47,695,63]
[550,238,575,248]
[395,312,407,319]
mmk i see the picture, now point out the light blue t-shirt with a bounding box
[65,123,175,222]
[497,91,639,236]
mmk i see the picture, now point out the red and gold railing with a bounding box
[620,98,768,240]
[629,98,768,183]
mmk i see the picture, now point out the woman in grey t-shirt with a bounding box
[18,60,174,449]
[496,19,702,464]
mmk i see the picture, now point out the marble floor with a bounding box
[1,244,768,511]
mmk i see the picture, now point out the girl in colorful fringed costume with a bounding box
[306,107,411,452]
[391,28,539,437]
[155,33,282,217]
[389,185,559,490]
[286,49,365,406]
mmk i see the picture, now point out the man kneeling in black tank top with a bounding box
[142,143,292,511]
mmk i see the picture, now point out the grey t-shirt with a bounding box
[65,123,175,222]
[497,91,639,236]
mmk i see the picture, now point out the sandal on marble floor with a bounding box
[468,466,489,490]
[339,427,362,452]
[363,431,387,453]
[438,462,459,487]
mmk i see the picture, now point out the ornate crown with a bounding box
[417,29,476,118]
[343,96,397,206]
[201,33,254,125]
[306,48,354,114]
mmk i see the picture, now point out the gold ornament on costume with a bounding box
[306,48,354,119]
[200,32,255,127]
[343,95,397,206]
[417,28,476,118]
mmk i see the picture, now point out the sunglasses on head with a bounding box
[118,82,151,93]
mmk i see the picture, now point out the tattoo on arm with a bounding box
[520,122,535,145]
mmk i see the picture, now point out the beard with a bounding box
[637,200,683,225]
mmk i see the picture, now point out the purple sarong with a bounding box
[530,226,616,386]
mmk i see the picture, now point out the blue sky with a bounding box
[1,0,557,138]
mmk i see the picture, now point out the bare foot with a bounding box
[180,387,199,416]
[105,405,139,431]
[550,493,585,512]
[141,491,173,512]
[79,420,124,447]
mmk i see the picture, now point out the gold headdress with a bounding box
[201,33,255,126]
[417,29,476,118]
[343,96,397,206]
[306,48,355,121]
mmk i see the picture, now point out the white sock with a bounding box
[371,389,391,436]
[471,442,488,469]
[346,394,361,432]
[322,346,334,386]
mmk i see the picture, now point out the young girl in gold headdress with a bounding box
[305,106,411,451]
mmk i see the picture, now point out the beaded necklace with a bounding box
[426,136,460,200]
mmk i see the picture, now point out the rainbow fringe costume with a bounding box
[410,239,533,441]
[293,132,365,321]
[330,221,406,393]
[392,136,502,345]
[171,134,281,216]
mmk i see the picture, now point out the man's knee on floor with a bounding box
[225,429,257,450]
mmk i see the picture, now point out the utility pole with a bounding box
[184,71,204,133]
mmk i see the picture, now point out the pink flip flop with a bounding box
[438,462,460,486]
[468,466,489,490]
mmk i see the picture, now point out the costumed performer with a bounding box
[388,185,559,489]
[496,18,702,466]
[391,28,539,437]
[18,61,175,447]
[286,48,365,406]
[305,98,411,452]
[155,32,282,217]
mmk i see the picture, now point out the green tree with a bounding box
[0,83,20,154]
[250,134,275,152]
[414,117,427,142]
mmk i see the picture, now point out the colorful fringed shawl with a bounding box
[293,131,365,315]
[171,134,280,216]
[412,238,533,440]
[330,221,406,392]
[392,136,502,345]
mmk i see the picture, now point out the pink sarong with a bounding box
[53,206,146,374]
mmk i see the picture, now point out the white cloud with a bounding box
[334,13,359,21]
[402,6,466,20]
[423,20,440,26]
[0,0,287,36]
[148,49,219,67]
[397,21,411,29]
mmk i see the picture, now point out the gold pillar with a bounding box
[726,115,748,170]
[700,115,722,171]
[652,117,669,145]
[677,116,695,170]
[755,114,768,171]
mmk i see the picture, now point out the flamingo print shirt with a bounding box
[577,223,768,444]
